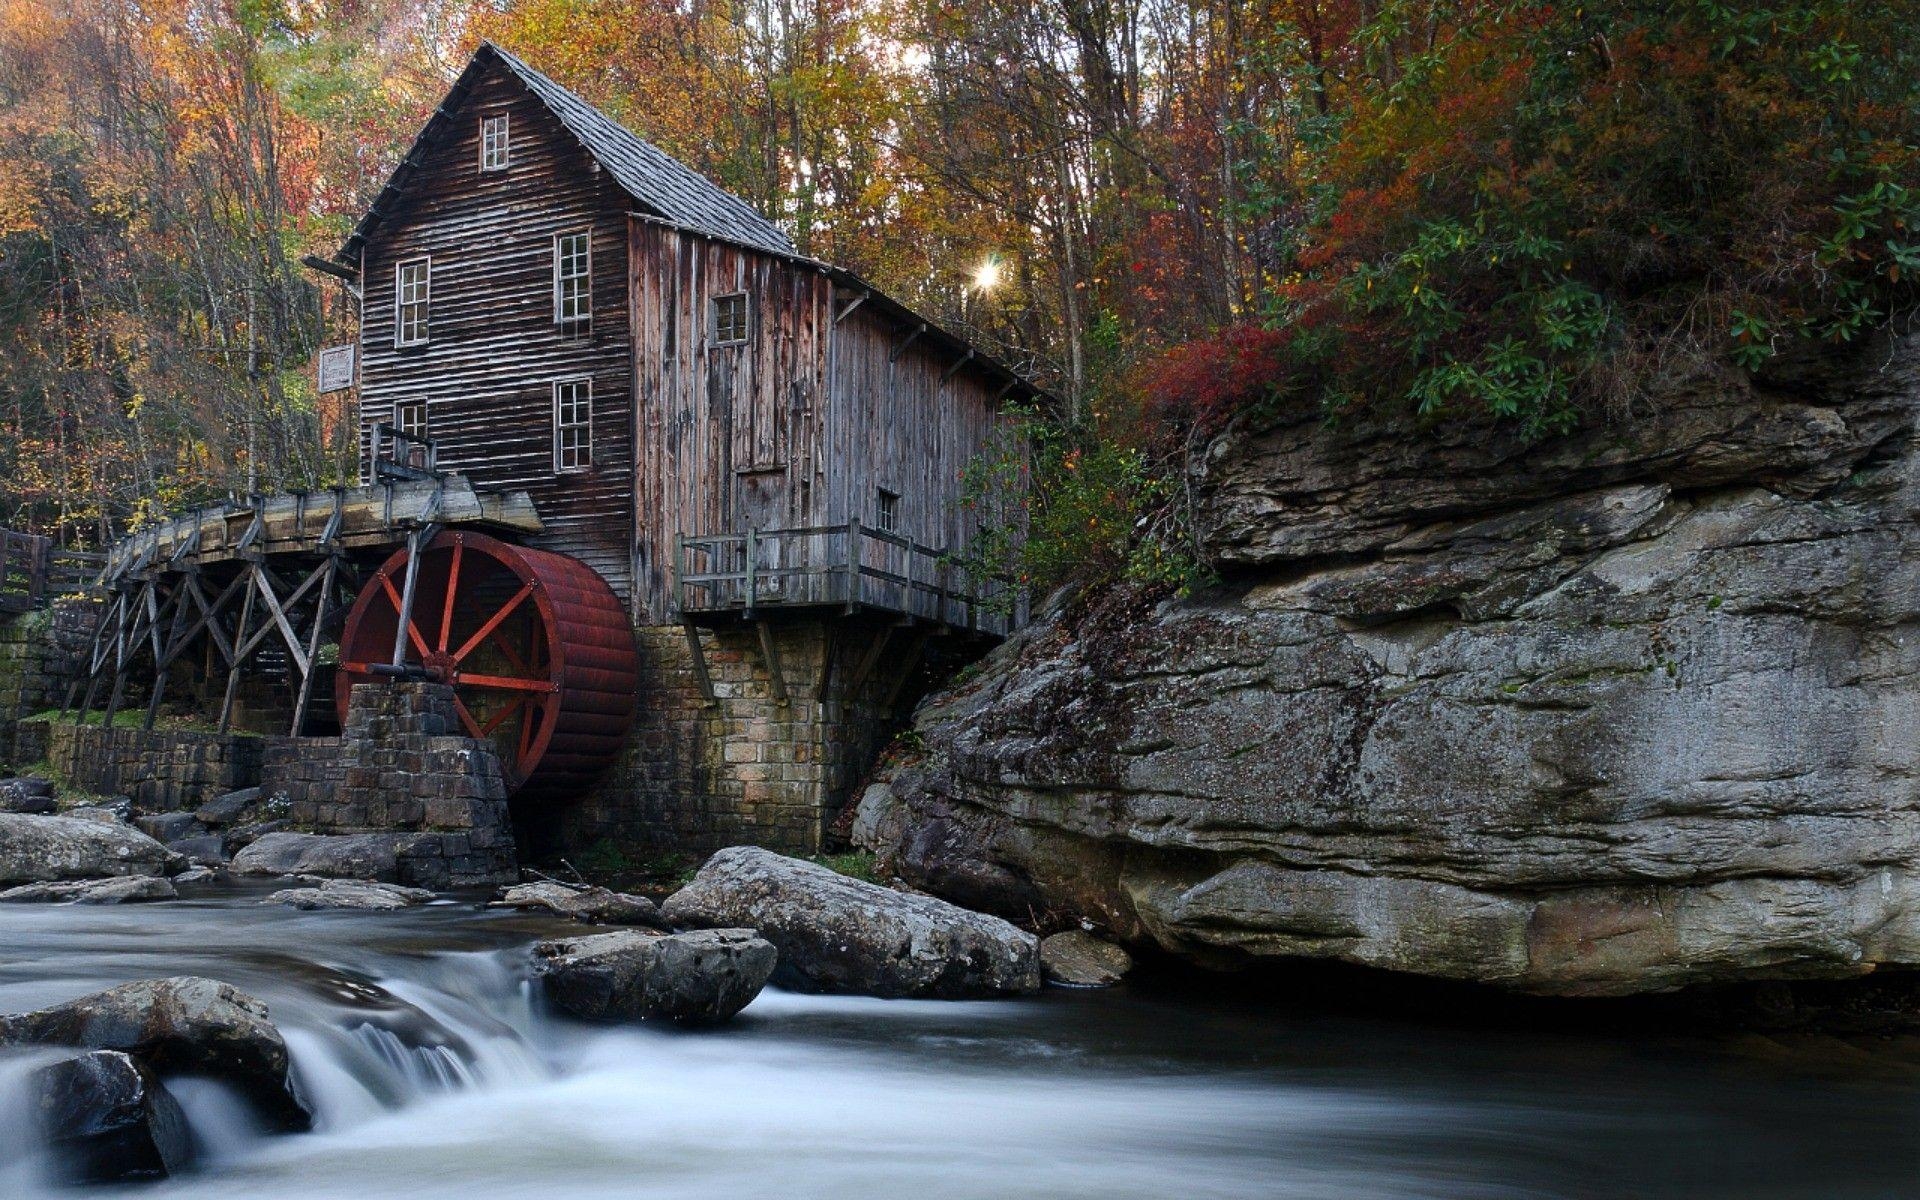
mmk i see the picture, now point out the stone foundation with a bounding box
[46,722,264,809]
[559,618,919,856]
[0,601,97,763]
[259,682,515,887]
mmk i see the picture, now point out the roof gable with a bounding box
[338,42,795,263]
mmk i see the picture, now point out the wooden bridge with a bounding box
[0,530,103,615]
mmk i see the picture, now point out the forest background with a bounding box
[0,0,1913,593]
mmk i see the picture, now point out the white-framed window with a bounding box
[480,113,510,172]
[711,291,750,345]
[876,488,901,534]
[394,257,430,347]
[553,378,592,472]
[392,399,427,440]
[554,231,591,327]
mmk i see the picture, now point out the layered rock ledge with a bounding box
[856,335,1920,996]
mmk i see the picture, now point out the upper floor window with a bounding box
[480,113,510,172]
[392,398,427,440]
[553,378,592,473]
[554,231,591,327]
[876,488,901,535]
[711,292,750,345]
[394,257,430,347]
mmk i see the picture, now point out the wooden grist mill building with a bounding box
[63,42,1036,861]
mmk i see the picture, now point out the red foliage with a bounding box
[1137,323,1296,437]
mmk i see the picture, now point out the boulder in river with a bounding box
[63,797,133,824]
[232,830,417,881]
[135,811,205,843]
[0,976,310,1131]
[267,878,434,910]
[534,928,776,1025]
[493,880,660,925]
[0,812,176,884]
[0,876,178,905]
[33,1050,192,1184]
[661,846,1041,999]
[194,787,263,827]
[0,776,57,815]
[167,833,229,866]
[1040,931,1133,988]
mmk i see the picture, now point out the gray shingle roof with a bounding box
[486,45,796,257]
[337,42,794,262]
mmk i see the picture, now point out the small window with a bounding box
[876,488,901,534]
[392,399,427,440]
[394,257,430,347]
[480,113,510,171]
[711,292,750,345]
[554,231,591,327]
[553,379,592,472]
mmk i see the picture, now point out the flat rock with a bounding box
[222,818,290,855]
[661,846,1040,999]
[1040,931,1133,988]
[167,833,228,865]
[0,813,175,885]
[266,878,434,910]
[171,866,217,886]
[136,812,204,843]
[194,787,262,827]
[0,976,309,1131]
[0,776,57,814]
[0,876,177,905]
[33,1050,192,1184]
[232,831,419,881]
[493,881,660,925]
[534,928,776,1025]
[62,800,132,825]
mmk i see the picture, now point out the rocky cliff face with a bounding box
[855,335,1920,996]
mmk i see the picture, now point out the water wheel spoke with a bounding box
[453,671,559,694]
[479,697,526,738]
[517,700,541,771]
[378,574,431,659]
[437,538,464,653]
[449,692,484,740]
[488,628,531,675]
[451,582,534,665]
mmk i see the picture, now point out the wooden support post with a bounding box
[683,621,717,707]
[63,590,117,719]
[290,555,339,736]
[744,528,759,615]
[848,622,897,695]
[755,618,790,706]
[843,518,862,612]
[218,565,258,734]
[389,524,434,669]
[882,627,932,711]
[144,581,191,731]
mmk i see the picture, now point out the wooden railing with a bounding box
[0,530,102,613]
[675,520,1020,634]
[370,423,440,482]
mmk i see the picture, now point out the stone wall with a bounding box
[45,722,264,809]
[559,617,909,856]
[260,682,515,888]
[0,600,96,764]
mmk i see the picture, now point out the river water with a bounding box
[1,885,1917,1199]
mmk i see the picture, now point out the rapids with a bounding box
[1,883,1917,1199]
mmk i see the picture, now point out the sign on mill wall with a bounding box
[317,344,356,393]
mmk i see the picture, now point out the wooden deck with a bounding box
[674,521,1019,636]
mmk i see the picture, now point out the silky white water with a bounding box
[1,885,1917,1199]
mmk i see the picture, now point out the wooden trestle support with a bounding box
[65,475,547,740]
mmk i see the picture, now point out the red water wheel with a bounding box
[334,530,637,798]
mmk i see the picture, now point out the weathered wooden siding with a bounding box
[358,64,634,596]
[629,219,834,624]
[822,303,1007,569]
